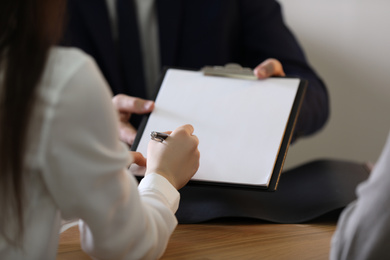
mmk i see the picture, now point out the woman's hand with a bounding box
[145,124,200,190]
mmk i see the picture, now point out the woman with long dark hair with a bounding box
[0,0,199,259]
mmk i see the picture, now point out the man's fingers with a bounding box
[254,58,285,79]
[119,122,137,145]
[130,152,147,166]
[112,94,154,114]
[119,112,131,122]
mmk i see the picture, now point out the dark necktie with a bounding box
[116,0,147,99]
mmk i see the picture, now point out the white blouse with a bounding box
[0,47,179,260]
[331,131,390,259]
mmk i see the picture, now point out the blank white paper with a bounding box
[132,69,300,187]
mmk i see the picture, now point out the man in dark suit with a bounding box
[62,0,329,144]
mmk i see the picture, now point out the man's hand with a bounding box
[112,94,154,145]
[253,58,285,79]
[130,151,147,167]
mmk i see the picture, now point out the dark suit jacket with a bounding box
[62,0,329,137]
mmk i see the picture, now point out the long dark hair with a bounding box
[0,0,65,245]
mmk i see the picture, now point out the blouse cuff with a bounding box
[138,173,180,213]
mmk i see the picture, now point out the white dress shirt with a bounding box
[0,47,179,260]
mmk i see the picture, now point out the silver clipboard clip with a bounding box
[202,63,257,80]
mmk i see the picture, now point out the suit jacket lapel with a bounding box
[157,0,183,67]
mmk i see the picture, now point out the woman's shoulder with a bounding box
[40,46,104,94]
[47,47,95,74]
[36,46,112,121]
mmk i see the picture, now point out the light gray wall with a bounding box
[277,0,390,169]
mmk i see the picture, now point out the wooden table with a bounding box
[57,216,337,260]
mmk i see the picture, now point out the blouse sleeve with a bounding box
[41,53,179,260]
[330,132,390,260]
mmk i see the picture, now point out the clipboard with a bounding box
[131,64,307,191]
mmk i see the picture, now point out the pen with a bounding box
[150,131,169,142]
